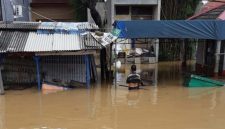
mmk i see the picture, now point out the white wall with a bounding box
[113,0,158,5]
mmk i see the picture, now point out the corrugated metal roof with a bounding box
[0,22,101,53]
[38,22,57,30]
[0,22,40,30]
[0,22,99,31]
[0,31,14,52]
[77,23,99,31]
[80,33,102,49]
[37,22,99,31]
[7,31,29,52]
[24,33,101,52]
[53,34,81,51]
[24,32,53,52]
[0,31,30,52]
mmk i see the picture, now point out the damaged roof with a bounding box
[0,22,101,53]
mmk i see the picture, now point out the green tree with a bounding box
[161,0,200,20]
[160,0,200,61]
[70,0,102,28]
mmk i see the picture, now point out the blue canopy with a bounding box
[114,20,225,40]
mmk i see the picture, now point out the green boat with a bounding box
[184,74,225,87]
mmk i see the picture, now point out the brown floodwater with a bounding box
[1,61,225,129]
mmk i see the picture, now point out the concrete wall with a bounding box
[113,0,158,5]
[88,0,161,30]
[110,0,161,26]
[0,0,2,21]
[1,0,14,22]
[1,0,30,22]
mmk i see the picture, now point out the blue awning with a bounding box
[114,20,225,40]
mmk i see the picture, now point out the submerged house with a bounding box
[88,0,161,64]
[189,0,225,76]
[0,22,101,91]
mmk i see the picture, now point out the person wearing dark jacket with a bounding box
[126,65,142,90]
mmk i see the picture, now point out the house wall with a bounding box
[41,55,97,86]
[1,0,30,22]
[41,55,87,85]
[12,0,30,21]
[2,56,37,87]
[113,0,158,5]
[31,5,74,22]
[0,0,2,21]
[88,0,161,29]
[31,1,74,22]
[110,0,160,26]
[1,54,97,88]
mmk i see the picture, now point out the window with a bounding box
[115,6,129,15]
[131,6,153,15]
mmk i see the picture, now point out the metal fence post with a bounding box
[0,54,5,95]
[34,56,41,91]
[85,55,91,88]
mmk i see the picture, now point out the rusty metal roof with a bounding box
[189,1,225,20]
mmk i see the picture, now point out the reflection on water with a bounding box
[1,61,225,129]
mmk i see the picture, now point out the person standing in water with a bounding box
[126,65,142,90]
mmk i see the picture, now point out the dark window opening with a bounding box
[131,6,153,15]
[115,6,129,15]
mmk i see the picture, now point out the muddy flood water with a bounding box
[1,61,225,129]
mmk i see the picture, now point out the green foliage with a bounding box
[160,0,200,61]
[161,0,200,20]
[69,0,87,22]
